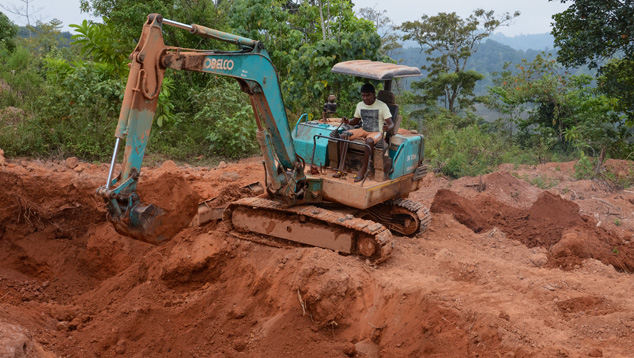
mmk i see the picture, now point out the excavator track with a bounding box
[224,197,394,264]
[361,198,431,236]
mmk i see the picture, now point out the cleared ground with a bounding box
[1,153,633,357]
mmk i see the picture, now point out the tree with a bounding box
[280,0,382,115]
[23,18,64,57]
[551,0,633,69]
[399,9,519,115]
[228,0,382,115]
[487,53,630,161]
[357,5,401,58]
[551,0,634,125]
[0,0,43,37]
[69,19,129,75]
[0,12,18,52]
[0,0,41,26]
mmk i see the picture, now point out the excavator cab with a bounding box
[292,60,426,183]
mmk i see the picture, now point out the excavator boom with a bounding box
[97,14,305,244]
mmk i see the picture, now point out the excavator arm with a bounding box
[97,14,306,244]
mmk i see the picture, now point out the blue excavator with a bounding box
[97,14,430,264]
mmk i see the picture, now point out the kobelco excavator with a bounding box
[97,14,430,264]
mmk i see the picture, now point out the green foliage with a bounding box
[551,0,633,69]
[573,152,595,180]
[399,9,519,114]
[598,58,634,127]
[79,0,169,49]
[188,79,258,158]
[69,19,129,74]
[79,0,231,58]
[487,53,632,159]
[19,19,66,58]
[274,0,383,117]
[0,11,18,52]
[37,60,124,159]
[0,45,44,109]
[551,0,634,126]
[207,106,258,158]
[522,174,560,189]
[155,77,176,128]
[228,0,302,76]
[284,28,382,116]
[423,110,530,178]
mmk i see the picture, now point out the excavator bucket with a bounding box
[109,201,169,245]
[101,170,201,245]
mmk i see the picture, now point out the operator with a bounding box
[333,83,394,182]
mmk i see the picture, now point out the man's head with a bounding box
[360,83,376,105]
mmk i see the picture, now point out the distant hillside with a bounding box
[18,26,73,46]
[488,33,554,52]
[391,39,556,95]
[390,38,592,97]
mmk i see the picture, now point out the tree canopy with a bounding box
[551,0,634,69]
[399,9,519,115]
[551,0,634,125]
[0,12,18,52]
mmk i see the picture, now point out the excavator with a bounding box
[97,14,430,264]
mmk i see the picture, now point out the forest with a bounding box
[0,0,632,184]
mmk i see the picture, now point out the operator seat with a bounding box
[376,89,401,137]
[328,90,402,181]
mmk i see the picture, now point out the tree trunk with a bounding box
[594,147,606,176]
[318,0,327,41]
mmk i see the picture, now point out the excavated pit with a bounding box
[1,158,634,357]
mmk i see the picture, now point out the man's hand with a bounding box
[342,117,349,124]
[383,117,395,133]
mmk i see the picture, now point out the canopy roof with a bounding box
[331,60,422,80]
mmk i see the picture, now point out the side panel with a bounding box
[389,135,422,179]
[320,174,421,210]
[292,121,336,166]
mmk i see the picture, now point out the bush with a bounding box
[426,118,505,178]
[188,80,259,158]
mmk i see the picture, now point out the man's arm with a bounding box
[382,117,394,133]
[344,117,361,125]
[344,102,362,125]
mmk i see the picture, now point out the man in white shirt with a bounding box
[333,83,394,182]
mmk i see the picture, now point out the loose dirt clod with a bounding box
[137,172,200,241]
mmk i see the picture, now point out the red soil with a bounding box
[432,189,634,272]
[1,156,634,357]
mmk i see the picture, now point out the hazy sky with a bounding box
[2,0,569,37]
[353,0,570,36]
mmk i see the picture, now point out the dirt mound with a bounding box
[135,171,200,243]
[492,191,586,248]
[210,184,257,207]
[431,189,634,272]
[430,189,489,232]
[483,171,540,207]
